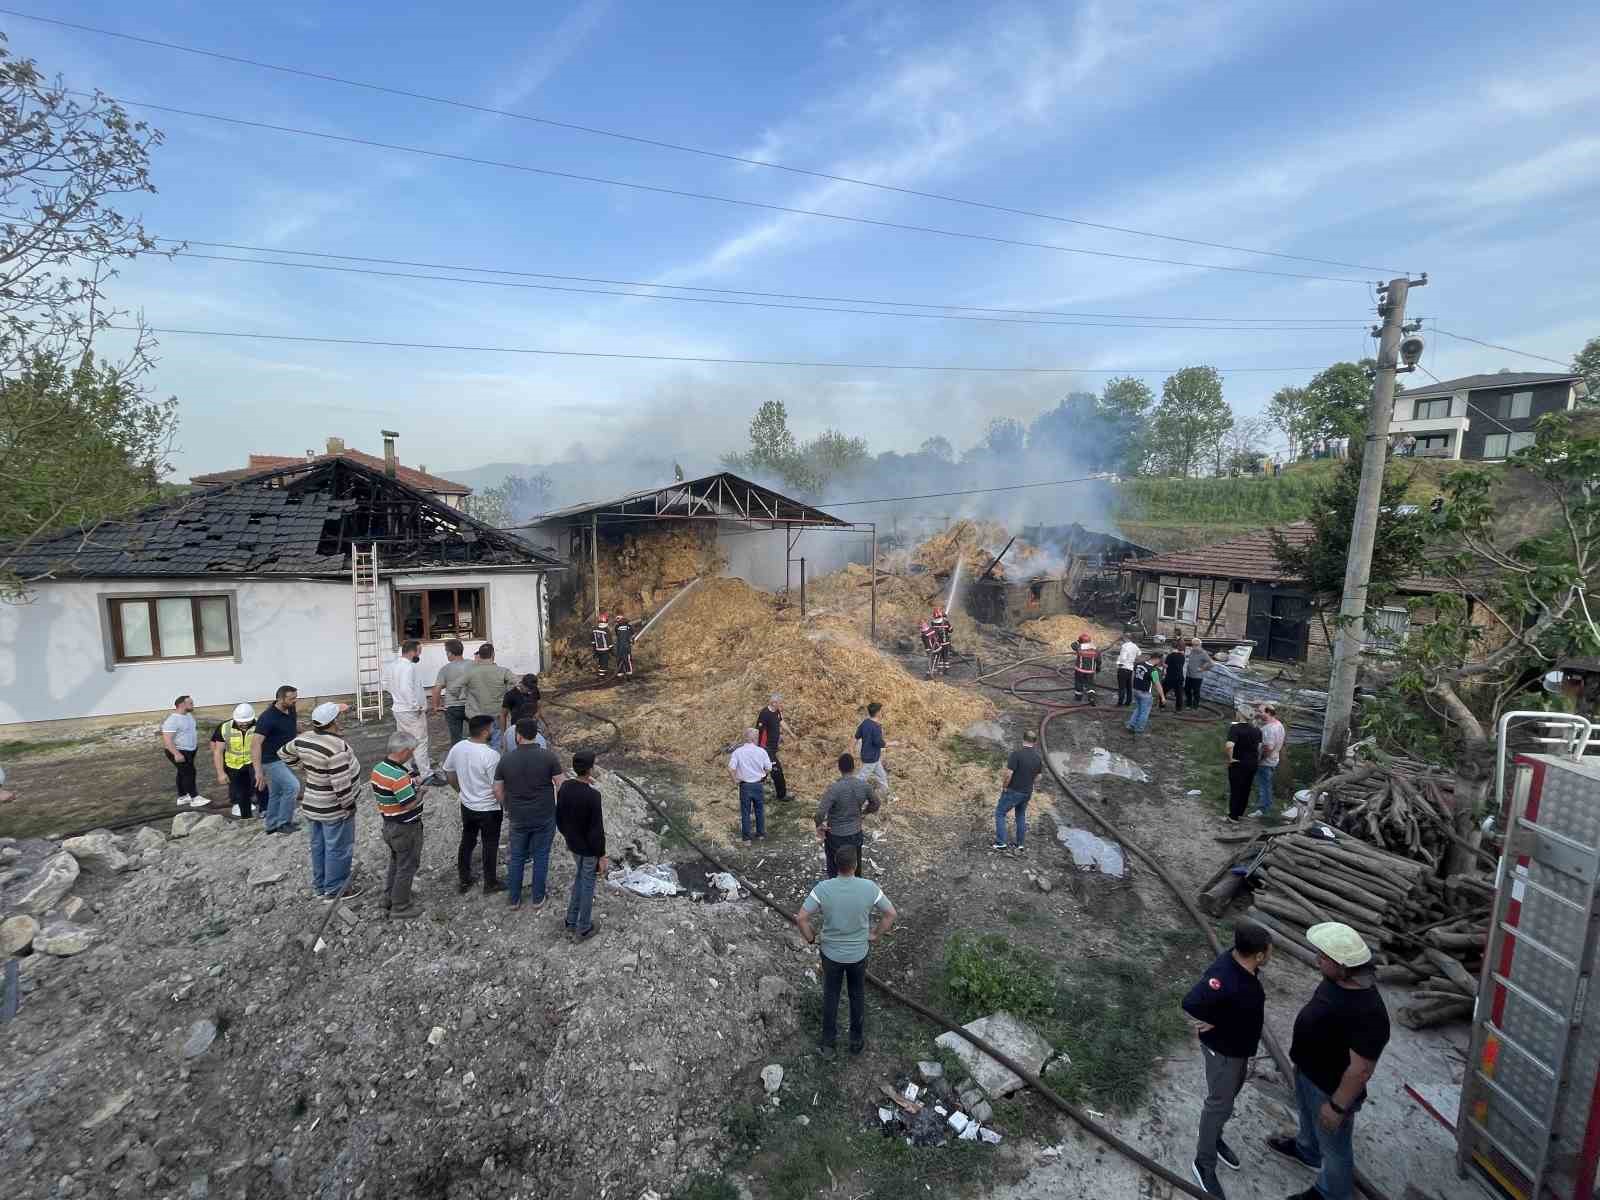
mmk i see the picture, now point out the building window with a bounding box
[1415,432,1453,456]
[1159,585,1198,623]
[109,595,234,662]
[1413,397,1452,420]
[394,587,487,642]
[1485,391,1533,420]
[1481,431,1536,459]
[1367,606,1410,648]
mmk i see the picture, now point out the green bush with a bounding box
[941,933,1054,1020]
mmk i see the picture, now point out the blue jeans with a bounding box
[995,789,1029,846]
[1294,1070,1361,1200]
[1256,764,1277,814]
[1125,690,1153,733]
[309,814,355,896]
[565,853,598,934]
[506,818,555,904]
[264,760,299,830]
[739,781,766,839]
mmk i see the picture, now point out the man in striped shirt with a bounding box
[371,731,424,918]
[279,702,363,902]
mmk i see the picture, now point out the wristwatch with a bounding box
[1328,1099,1347,1115]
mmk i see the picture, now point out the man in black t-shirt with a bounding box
[493,719,565,909]
[556,752,608,941]
[499,674,541,752]
[993,730,1043,852]
[1269,922,1390,1200]
[1223,715,1263,823]
[755,694,794,803]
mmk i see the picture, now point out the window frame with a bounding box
[104,592,238,664]
[1481,431,1531,460]
[1158,584,1198,624]
[392,585,489,645]
[1413,396,1452,421]
[1367,605,1410,648]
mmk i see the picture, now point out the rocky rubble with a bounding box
[1,771,811,1198]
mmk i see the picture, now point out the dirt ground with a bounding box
[1,579,1475,1200]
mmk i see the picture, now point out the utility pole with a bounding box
[1321,274,1426,758]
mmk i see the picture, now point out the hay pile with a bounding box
[805,563,944,637]
[618,577,993,839]
[584,521,726,615]
[910,519,1042,580]
[1019,613,1125,651]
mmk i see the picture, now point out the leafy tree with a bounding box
[1148,366,1231,477]
[0,38,178,598]
[721,401,867,495]
[1100,376,1155,474]
[746,399,800,475]
[1267,385,1308,460]
[917,436,954,463]
[464,473,553,527]
[1217,414,1273,475]
[1027,392,1104,464]
[1300,361,1382,445]
[1573,334,1600,407]
[965,416,1026,461]
[798,429,869,486]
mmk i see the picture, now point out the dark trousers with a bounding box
[1116,668,1133,706]
[1185,677,1202,708]
[458,804,503,884]
[225,766,266,817]
[824,830,864,878]
[617,651,634,676]
[821,953,867,1049]
[382,819,424,909]
[769,755,787,801]
[1196,1044,1249,1171]
[1227,762,1256,819]
[594,649,611,675]
[168,748,197,799]
[1169,671,1187,710]
[445,705,466,745]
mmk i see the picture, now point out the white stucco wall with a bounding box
[0,570,547,726]
[716,522,867,591]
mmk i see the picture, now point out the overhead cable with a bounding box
[14,7,1407,275]
[1430,328,1575,370]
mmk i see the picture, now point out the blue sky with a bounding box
[15,0,1600,481]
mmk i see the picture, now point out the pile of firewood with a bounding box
[1307,760,1469,867]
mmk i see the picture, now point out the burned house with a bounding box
[0,458,564,725]
[964,524,1152,626]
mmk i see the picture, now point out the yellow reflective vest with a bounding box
[218,720,252,771]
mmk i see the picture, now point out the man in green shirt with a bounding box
[461,643,520,723]
[795,846,896,1057]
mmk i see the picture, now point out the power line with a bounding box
[163,248,1375,333]
[112,323,1326,373]
[16,7,1406,276]
[151,236,1370,324]
[1431,328,1573,370]
[80,90,1375,285]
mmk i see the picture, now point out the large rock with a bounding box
[61,832,133,874]
[187,815,228,839]
[35,919,95,957]
[1,913,38,956]
[934,1012,1057,1098]
[132,826,167,853]
[8,851,79,915]
[171,812,205,838]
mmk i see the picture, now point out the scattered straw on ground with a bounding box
[805,562,944,638]
[1018,612,1125,651]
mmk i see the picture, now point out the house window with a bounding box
[1159,585,1198,623]
[1367,606,1410,647]
[1413,397,1451,420]
[1415,433,1453,456]
[1485,391,1533,420]
[109,595,234,662]
[1481,431,1536,459]
[394,587,487,642]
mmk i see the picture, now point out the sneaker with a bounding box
[577,921,601,942]
[1191,1159,1226,1198]
[457,878,475,895]
[389,903,423,919]
[188,794,212,808]
[175,795,191,808]
[849,1040,865,1056]
[507,897,523,910]
[1222,816,1242,826]
[1215,1138,1241,1171]
[230,804,241,818]
[1010,844,1027,855]
[1265,1135,1318,1172]
[483,879,504,895]
[990,842,1009,851]
[816,1043,837,1061]
[280,823,302,835]
[323,884,363,903]
[528,897,547,911]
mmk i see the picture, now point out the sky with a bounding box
[14,0,1600,485]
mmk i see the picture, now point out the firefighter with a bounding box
[1072,634,1100,704]
[919,620,940,679]
[614,614,636,678]
[592,612,613,677]
[930,606,954,675]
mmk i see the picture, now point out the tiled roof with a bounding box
[8,458,560,580]
[1400,372,1578,399]
[192,449,472,494]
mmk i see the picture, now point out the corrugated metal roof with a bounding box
[524,471,847,528]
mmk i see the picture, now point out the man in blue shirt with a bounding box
[852,702,893,799]
[795,846,896,1057]
[1181,921,1272,1197]
[251,685,302,834]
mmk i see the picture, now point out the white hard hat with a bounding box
[232,702,256,722]
[311,701,344,727]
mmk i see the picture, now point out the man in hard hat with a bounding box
[210,702,268,819]
[1268,922,1391,1200]
[929,605,953,675]
[278,702,363,902]
[1071,634,1100,704]
[591,612,613,677]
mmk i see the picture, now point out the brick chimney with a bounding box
[380,430,399,478]
[326,436,346,455]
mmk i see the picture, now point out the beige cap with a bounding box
[1306,922,1371,967]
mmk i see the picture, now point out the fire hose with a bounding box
[979,656,1392,1200]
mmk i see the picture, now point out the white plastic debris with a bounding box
[709,871,741,900]
[878,1107,895,1124]
[761,1064,784,1094]
[607,864,682,897]
[426,1026,446,1046]
[902,1083,920,1102]
[979,1128,1002,1145]
[959,1121,980,1141]
[934,1105,948,1116]
[947,1112,970,1133]
[1186,789,1203,797]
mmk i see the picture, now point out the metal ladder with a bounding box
[352,544,385,722]
[1457,714,1599,1199]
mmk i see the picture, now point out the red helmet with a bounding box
[1078,632,1090,642]
[933,605,945,616]
[599,612,609,621]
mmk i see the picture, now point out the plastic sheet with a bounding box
[605,864,682,897]
[1198,663,1328,745]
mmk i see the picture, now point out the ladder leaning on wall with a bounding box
[352,544,385,721]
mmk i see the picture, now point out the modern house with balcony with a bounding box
[1390,371,1586,461]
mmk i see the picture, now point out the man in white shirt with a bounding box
[444,714,503,894]
[727,727,773,843]
[1254,703,1287,818]
[385,640,440,784]
[1115,637,1141,708]
[160,694,207,808]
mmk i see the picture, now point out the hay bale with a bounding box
[1018,613,1124,651]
